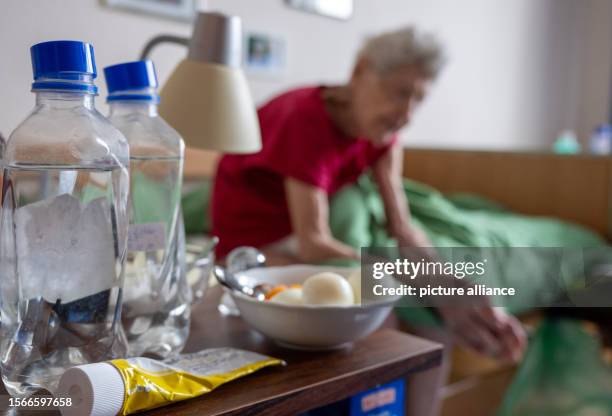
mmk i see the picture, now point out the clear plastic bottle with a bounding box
[0,41,130,396]
[104,60,190,358]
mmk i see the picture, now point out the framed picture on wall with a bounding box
[105,0,197,21]
[243,31,286,78]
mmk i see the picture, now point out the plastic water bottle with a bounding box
[0,41,130,396]
[589,125,612,155]
[104,61,190,358]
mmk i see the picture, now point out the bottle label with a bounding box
[15,194,116,303]
[127,222,166,252]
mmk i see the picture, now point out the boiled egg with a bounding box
[302,272,354,306]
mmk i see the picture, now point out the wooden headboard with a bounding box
[184,147,612,238]
[402,149,612,239]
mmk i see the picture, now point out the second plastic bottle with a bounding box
[104,61,190,358]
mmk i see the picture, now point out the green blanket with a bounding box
[498,318,612,415]
[328,174,607,324]
[182,181,213,235]
[182,175,608,324]
[329,174,603,249]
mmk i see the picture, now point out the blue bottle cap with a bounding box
[104,60,159,102]
[30,40,98,93]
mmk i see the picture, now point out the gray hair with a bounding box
[358,26,446,78]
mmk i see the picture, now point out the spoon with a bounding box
[226,246,266,274]
[213,266,270,301]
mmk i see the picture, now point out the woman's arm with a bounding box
[373,144,432,249]
[285,177,359,263]
[374,146,526,362]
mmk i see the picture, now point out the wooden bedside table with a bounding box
[0,286,443,416]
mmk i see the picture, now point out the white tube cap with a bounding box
[57,362,125,416]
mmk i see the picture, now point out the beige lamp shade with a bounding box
[159,59,262,153]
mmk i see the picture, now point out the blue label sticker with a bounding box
[349,378,405,416]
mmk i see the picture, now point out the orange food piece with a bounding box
[289,284,302,289]
[265,285,288,300]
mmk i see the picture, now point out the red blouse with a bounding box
[211,86,396,257]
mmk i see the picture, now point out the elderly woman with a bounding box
[213,28,437,261]
[212,27,525,373]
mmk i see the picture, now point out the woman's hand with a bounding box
[373,146,527,362]
[397,226,431,248]
[394,222,527,362]
[437,304,527,363]
[396,226,438,260]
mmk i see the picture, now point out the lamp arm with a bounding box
[140,35,189,60]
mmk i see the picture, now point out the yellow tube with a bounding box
[57,348,284,416]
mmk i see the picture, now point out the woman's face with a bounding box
[350,60,431,143]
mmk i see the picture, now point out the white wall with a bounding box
[575,0,612,143]
[0,0,610,150]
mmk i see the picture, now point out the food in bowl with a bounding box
[264,272,357,306]
[229,266,397,350]
[347,269,362,304]
[269,287,303,305]
[302,272,354,306]
[265,284,289,300]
